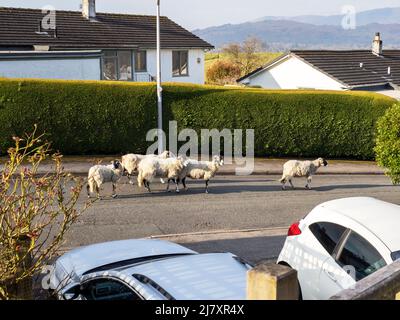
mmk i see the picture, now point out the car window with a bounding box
[337,231,387,281]
[81,278,142,301]
[309,222,347,255]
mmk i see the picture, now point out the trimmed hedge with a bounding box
[0,78,396,159]
[164,84,395,159]
[375,103,400,184]
[0,79,157,155]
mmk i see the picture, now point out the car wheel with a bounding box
[278,261,303,300]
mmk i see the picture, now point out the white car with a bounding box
[278,197,400,300]
[50,239,251,300]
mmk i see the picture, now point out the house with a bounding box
[237,33,400,98]
[0,1,213,84]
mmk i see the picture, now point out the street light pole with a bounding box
[156,0,164,153]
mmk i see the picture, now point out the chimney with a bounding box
[82,0,96,19]
[372,32,382,56]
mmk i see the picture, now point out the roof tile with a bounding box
[0,7,213,50]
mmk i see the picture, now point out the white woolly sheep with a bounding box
[280,158,328,190]
[87,160,124,199]
[121,151,172,184]
[137,156,185,193]
[176,155,224,194]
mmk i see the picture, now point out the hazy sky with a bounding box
[2,0,399,29]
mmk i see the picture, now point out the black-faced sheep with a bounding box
[280,158,328,190]
[86,160,124,199]
[137,157,185,193]
[177,155,224,194]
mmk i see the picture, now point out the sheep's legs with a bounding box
[305,176,312,190]
[175,180,180,193]
[182,178,188,190]
[289,179,295,189]
[281,178,287,190]
[143,179,151,193]
[205,180,210,194]
[86,184,91,198]
[127,174,135,185]
[166,179,178,192]
[112,183,117,198]
[95,185,101,200]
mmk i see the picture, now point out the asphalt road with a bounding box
[63,174,399,263]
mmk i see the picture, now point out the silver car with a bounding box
[50,239,251,300]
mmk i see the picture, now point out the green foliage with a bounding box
[375,103,400,184]
[205,51,281,84]
[0,79,157,155]
[163,85,394,159]
[0,78,395,159]
[206,60,242,85]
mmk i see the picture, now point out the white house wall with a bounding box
[242,56,345,90]
[145,49,205,84]
[0,57,101,80]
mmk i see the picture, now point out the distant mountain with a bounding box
[193,8,400,51]
[255,7,400,26]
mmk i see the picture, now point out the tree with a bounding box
[222,37,266,76]
[375,103,400,184]
[206,60,242,85]
[0,126,89,299]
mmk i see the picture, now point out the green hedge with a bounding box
[0,79,157,155]
[0,78,396,159]
[375,103,400,184]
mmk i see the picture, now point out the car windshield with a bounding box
[391,251,400,261]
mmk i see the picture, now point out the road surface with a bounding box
[63,174,399,263]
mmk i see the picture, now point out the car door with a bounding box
[318,230,355,300]
[304,222,348,300]
[319,229,387,299]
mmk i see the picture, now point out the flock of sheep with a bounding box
[86,152,328,199]
[87,151,225,198]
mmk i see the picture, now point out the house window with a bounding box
[102,50,132,81]
[135,51,147,72]
[172,51,189,77]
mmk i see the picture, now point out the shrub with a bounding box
[206,60,241,85]
[0,127,88,299]
[0,79,157,155]
[0,78,395,159]
[163,85,395,159]
[375,103,400,184]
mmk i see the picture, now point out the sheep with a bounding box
[121,151,172,184]
[280,158,328,190]
[176,155,224,194]
[137,156,185,193]
[86,160,124,199]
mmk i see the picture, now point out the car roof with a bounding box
[120,253,249,300]
[313,197,400,252]
[58,239,196,278]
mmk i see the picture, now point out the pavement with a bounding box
[3,155,385,175]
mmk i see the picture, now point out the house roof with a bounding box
[238,49,400,89]
[0,7,213,50]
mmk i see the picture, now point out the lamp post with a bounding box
[156,0,164,153]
